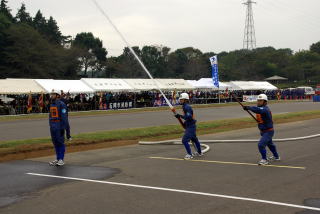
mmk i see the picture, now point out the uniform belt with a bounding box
[51,120,61,122]
[261,128,274,133]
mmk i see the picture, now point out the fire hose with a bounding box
[92,1,320,154]
[139,133,320,154]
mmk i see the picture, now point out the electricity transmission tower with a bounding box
[243,0,256,50]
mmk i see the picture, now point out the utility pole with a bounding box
[243,0,256,50]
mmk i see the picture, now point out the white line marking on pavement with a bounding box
[149,157,306,170]
[27,173,320,212]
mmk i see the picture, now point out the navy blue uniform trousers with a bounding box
[259,130,279,160]
[50,127,65,160]
[182,127,202,155]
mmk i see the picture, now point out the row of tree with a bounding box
[0,1,320,85]
[0,1,107,79]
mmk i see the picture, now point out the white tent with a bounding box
[192,78,239,91]
[0,79,45,94]
[81,78,133,92]
[155,79,194,90]
[123,79,194,91]
[230,81,278,90]
[187,80,202,88]
[35,79,94,94]
[256,81,278,90]
[193,78,218,90]
[123,79,163,91]
[219,82,238,90]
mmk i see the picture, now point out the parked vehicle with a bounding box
[296,86,315,95]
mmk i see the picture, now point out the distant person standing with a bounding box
[49,90,68,166]
[60,91,72,141]
[172,90,177,105]
[277,91,281,101]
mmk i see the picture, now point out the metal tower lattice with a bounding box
[243,0,256,50]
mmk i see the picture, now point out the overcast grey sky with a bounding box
[7,0,320,56]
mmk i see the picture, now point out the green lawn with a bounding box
[1,109,320,154]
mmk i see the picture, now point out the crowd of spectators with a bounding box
[0,88,313,115]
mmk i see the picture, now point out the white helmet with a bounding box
[179,92,189,100]
[51,89,61,95]
[257,94,268,101]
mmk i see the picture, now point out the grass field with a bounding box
[1,109,320,160]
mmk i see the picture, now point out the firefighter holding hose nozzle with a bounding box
[175,93,202,160]
[243,94,281,165]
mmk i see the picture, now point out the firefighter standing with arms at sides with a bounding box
[49,90,68,166]
[175,93,202,160]
[243,94,281,165]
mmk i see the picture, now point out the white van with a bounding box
[296,86,315,95]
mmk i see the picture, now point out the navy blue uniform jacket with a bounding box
[248,106,273,132]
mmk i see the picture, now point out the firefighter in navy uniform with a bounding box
[49,90,68,166]
[175,93,202,160]
[243,94,280,165]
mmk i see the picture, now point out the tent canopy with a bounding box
[124,79,194,91]
[265,75,288,81]
[155,79,194,90]
[0,79,45,94]
[36,79,94,94]
[230,81,278,90]
[0,78,279,95]
[187,80,202,88]
[123,79,163,91]
[195,78,218,90]
[192,78,240,91]
[81,78,133,92]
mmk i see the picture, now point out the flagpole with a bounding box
[209,55,220,104]
[218,87,220,104]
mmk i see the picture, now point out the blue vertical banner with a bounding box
[209,55,219,88]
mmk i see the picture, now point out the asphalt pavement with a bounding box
[0,118,319,214]
[0,101,319,141]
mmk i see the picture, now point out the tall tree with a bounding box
[167,47,206,79]
[117,46,146,78]
[140,45,171,78]
[179,47,208,79]
[103,56,119,78]
[73,32,107,77]
[46,16,63,44]
[0,24,78,78]
[310,41,320,55]
[32,10,46,34]
[0,13,12,73]
[0,0,14,21]
[15,3,32,24]
[167,49,188,78]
